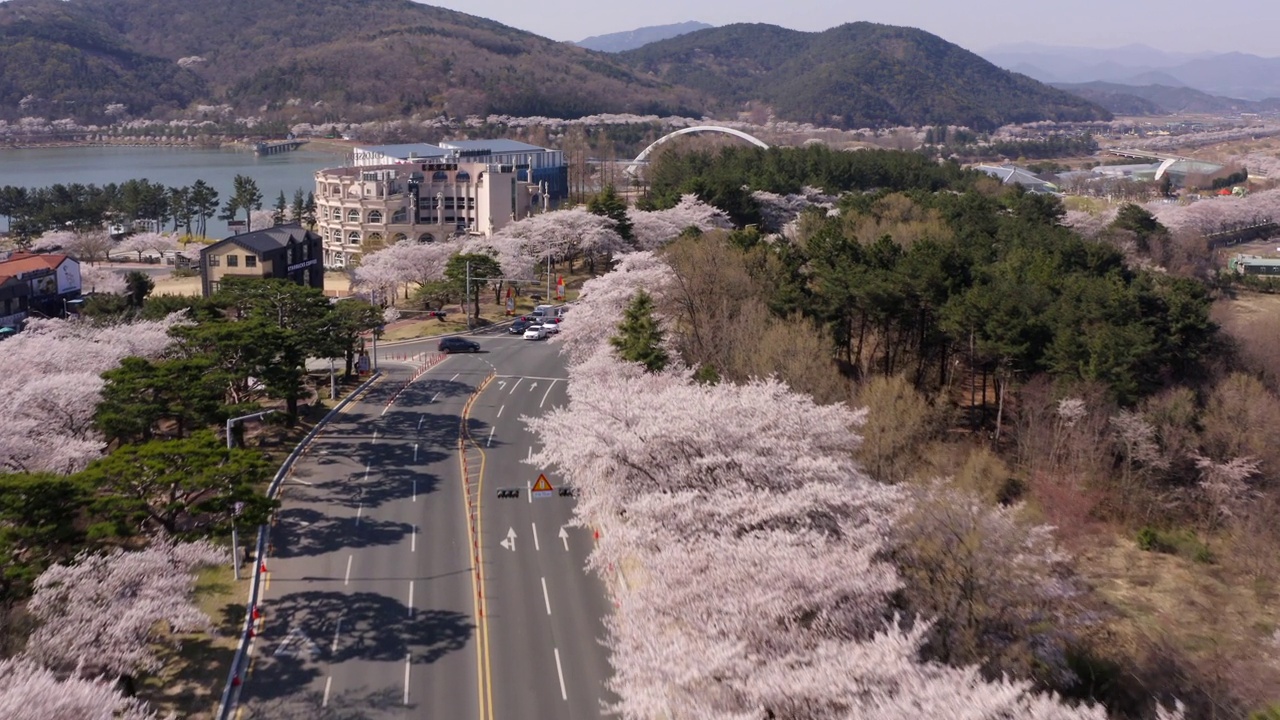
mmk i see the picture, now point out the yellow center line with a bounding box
[461,371,498,720]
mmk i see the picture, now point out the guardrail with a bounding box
[215,370,382,720]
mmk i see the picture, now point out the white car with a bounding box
[541,321,560,335]
[523,325,547,340]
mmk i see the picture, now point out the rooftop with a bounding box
[438,139,550,154]
[208,224,316,254]
[0,252,70,276]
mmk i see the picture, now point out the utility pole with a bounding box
[371,289,379,371]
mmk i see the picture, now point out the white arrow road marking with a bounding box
[532,522,540,551]
[274,626,319,659]
[498,380,507,391]
[559,526,569,551]
[529,381,538,393]
[500,527,517,552]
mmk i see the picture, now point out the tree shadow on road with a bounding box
[270,507,413,559]
[245,590,472,707]
[238,685,407,720]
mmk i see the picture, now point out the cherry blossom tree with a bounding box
[33,230,114,264]
[629,194,733,250]
[80,264,128,295]
[114,232,182,262]
[0,658,159,720]
[0,314,184,473]
[490,207,624,274]
[352,238,463,305]
[26,540,223,692]
[555,251,676,365]
[517,254,1183,720]
[30,230,78,253]
[751,186,839,232]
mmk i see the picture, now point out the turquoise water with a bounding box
[0,145,349,236]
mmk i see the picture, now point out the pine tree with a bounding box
[272,191,287,227]
[610,290,668,372]
[588,184,633,242]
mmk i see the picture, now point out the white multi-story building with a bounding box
[315,161,542,268]
[351,140,569,200]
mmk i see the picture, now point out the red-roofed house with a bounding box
[0,252,81,328]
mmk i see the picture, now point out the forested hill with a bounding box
[619,22,1112,130]
[0,0,703,124]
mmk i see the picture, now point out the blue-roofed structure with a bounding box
[352,140,568,199]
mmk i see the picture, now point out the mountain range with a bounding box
[577,21,713,53]
[0,0,1109,131]
[982,42,1280,102]
[621,23,1108,130]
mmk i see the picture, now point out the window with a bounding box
[418,233,435,243]
[210,281,220,293]
[286,246,294,265]
[392,233,407,243]
[347,208,359,223]
[455,171,470,183]
[347,231,361,245]
[226,255,239,267]
[207,255,220,267]
[432,171,448,182]
[391,208,407,223]
[245,255,257,268]
[368,210,383,224]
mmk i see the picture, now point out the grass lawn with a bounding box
[138,563,247,719]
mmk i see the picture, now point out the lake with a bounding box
[0,144,350,236]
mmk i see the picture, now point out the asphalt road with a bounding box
[236,327,613,719]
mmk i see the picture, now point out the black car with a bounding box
[438,336,480,353]
[509,319,532,334]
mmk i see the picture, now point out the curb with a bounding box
[215,370,383,720]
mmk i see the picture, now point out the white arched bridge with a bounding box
[625,125,770,177]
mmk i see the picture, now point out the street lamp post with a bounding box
[225,409,276,580]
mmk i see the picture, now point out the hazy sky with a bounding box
[421,0,1277,55]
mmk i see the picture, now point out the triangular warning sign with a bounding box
[532,474,554,492]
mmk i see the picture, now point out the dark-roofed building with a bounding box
[199,224,324,297]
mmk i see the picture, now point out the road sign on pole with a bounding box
[531,474,554,499]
